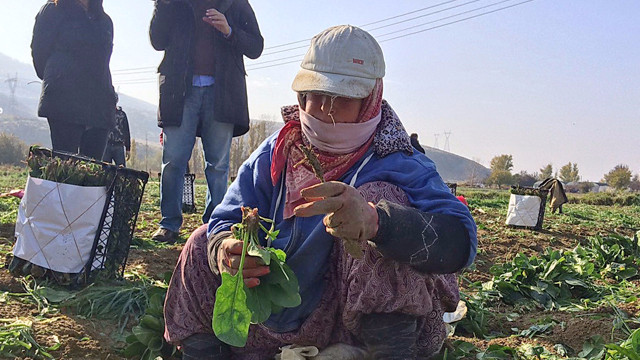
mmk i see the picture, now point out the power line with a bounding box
[359,0,459,27]
[375,0,514,38]
[114,79,157,85]
[367,0,484,32]
[248,0,537,70]
[245,53,303,68]
[257,0,488,57]
[113,0,537,81]
[379,0,535,42]
[112,0,503,72]
[247,0,536,70]
[262,0,460,50]
[112,66,156,73]
[246,59,302,71]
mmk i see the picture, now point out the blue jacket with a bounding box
[209,131,477,332]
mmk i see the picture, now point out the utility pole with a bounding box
[443,131,452,152]
[433,133,440,149]
[5,73,18,113]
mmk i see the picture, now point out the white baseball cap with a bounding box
[291,25,385,99]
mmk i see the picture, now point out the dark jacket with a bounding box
[31,0,116,129]
[107,107,131,150]
[410,136,425,154]
[149,0,263,137]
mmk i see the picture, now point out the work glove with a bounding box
[294,181,379,257]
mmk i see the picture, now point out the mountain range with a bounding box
[0,52,489,183]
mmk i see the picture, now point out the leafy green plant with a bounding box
[476,344,518,359]
[0,319,61,359]
[579,335,607,359]
[16,276,61,316]
[26,146,112,187]
[62,282,149,332]
[574,192,640,206]
[455,291,494,338]
[0,196,19,226]
[485,233,639,310]
[213,207,301,347]
[123,284,176,360]
[510,186,547,197]
[435,340,477,359]
[605,328,640,359]
[516,321,557,339]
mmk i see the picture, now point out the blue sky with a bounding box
[1,0,639,181]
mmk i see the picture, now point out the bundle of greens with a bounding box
[510,186,547,198]
[26,147,112,187]
[213,207,301,347]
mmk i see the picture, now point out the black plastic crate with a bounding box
[506,186,549,230]
[156,172,197,214]
[446,182,457,196]
[182,173,197,214]
[9,147,149,287]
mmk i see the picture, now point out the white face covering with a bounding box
[299,109,381,154]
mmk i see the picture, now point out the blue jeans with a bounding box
[159,85,233,232]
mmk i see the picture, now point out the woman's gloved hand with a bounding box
[294,181,379,243]
[217,238,270,288]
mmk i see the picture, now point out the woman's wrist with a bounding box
[366,202,379,241]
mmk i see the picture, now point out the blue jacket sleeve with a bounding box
[363,154,477,271]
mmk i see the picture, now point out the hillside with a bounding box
[422,145,490,183]
[0,53,160,143]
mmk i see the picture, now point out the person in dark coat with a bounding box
[410,133,425,154]
[31,0,116,160]
[149,0,263,243]
[102,96,131,167]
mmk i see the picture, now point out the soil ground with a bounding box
[1,177,639,359]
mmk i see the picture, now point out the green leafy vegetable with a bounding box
[213,207,301,347]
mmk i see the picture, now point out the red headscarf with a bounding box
[271,79,383,218]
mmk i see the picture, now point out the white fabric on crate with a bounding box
[13,176,108,273]
[505,194,541,227]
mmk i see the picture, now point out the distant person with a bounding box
[149,0,264,243]
[102,96,131,167]
[410,133,425,154]
[31,0,116,160]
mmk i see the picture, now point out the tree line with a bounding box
[0,116,278,183]
[484,154,640,191]
[1,131,637,191]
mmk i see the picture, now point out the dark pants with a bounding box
[47,118,109,160]
[103,142,126,166]
[180,333,229,360]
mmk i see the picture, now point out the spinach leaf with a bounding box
[212,207,301,347]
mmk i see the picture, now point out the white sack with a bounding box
[13,176,108,273]
[505,194,541,228]
[275,345,319,360]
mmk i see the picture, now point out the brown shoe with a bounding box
[151,228,179,244]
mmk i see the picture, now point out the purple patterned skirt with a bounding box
[164,182,460,359]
